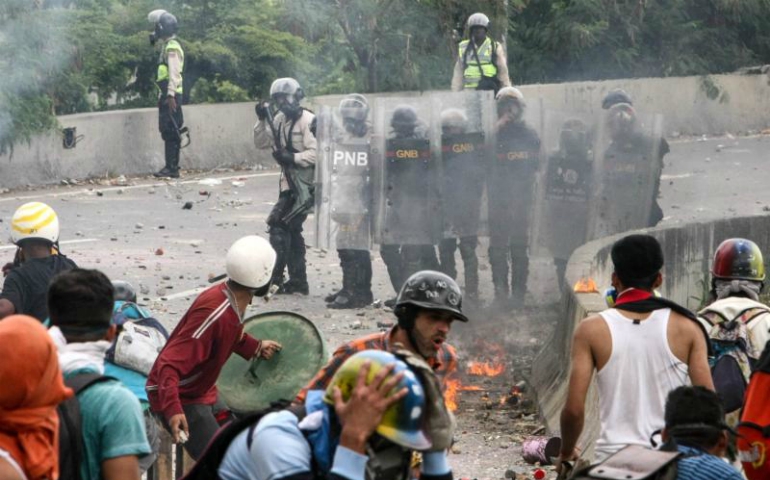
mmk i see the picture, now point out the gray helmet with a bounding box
[440,108,469,133]
[390,105,418,132]
[394,270,469,324]
[467,12,490,30]
[112,280,137,303]
[148,10,178,41]
[602,89,633,110]
[339,94,369,123]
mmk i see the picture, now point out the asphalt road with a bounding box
[1,133,768,478]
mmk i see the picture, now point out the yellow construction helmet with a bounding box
[11,202,60,245]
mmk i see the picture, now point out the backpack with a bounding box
[567,444,681,480]
[57,373,116,480]
[106,301,169,375]
[181,401,306,480]
[700,307,765,413]
[738,341,770,480]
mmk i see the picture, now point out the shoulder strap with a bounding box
[470,40,484,74]
[65,373,115,394]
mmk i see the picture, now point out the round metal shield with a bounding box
[217,311,328,413]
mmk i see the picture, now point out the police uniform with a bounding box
[451,37,511,92]
[156,37,184,176]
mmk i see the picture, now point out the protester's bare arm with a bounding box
[558,317,599,465]
[102,455,141,480]
[684,317,715,390]
[0,299,14,319]
[0,457,23,480]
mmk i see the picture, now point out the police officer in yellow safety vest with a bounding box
[451,13,511,93]
[148,9,185,179]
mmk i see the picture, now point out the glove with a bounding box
[392,343,455,451]
[255,101,269,121]
[272,149,295,167]
[309,117,317,138]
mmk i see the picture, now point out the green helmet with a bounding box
[324,350,432,451]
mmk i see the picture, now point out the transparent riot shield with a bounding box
[314,105,373,251]
[372,96,441,245]
[486,97,544,251]
[589,104,665,239]
[431,91,495,239]
[531,110,596,262]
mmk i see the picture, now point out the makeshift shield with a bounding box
[531,111,595,261]
[372,97,441,245]
[589,104,665,239]
[314,105,373,250]
[432,91,495,239]
[217,311,328,414]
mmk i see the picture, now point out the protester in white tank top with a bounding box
[556,235,714,474]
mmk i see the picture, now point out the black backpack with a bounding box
[182,401,306,480]
[57,373,116,480]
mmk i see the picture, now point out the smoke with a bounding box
[0,4,76,156]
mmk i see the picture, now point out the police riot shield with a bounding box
[373,97,441,245]
[217,311,328,414]
[487,98,543,250]
[589,104,665,239]
[531,111,595,261]
[431,91,495,239]
[314,105,373,251]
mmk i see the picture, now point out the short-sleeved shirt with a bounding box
[68,370,151,480]
[0,255,77,321]
[295,327,458,403]
[675,445,743,480]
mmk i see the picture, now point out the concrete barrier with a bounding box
[530,213,770,457]
[3,72,769,189]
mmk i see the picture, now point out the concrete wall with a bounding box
[3,72,770,189]
[530,214,770,456]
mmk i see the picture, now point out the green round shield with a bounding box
[217,311,328,413]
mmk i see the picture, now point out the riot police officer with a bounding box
[323,94,374,309]
[379,105,440,306]
[148,10,185,179]
[437,108,484,304]
[254,78,316,295]
[487,87,541,308]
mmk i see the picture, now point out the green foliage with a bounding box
[5,0,770,154]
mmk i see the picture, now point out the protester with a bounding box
[660,386,743,479]
[48,269,150,480]
[0,202,77,321]
[146,235,282,459]
[296,270,464,403]
[0,315,72,480]
[218,350,453,480]
[558,234,714,467]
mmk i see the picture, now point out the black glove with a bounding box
[255,101,269,121]
[309,117,317,138]
[272,149,295,167]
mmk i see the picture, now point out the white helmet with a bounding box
[225,236,277,289]
[147,9,167,23]
[269,78,304,102]
[467,13,490,29]
[496,86,525,102]
[11,202,60,245]
[440,108,469,131]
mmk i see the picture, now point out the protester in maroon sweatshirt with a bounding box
[146,236,282,459]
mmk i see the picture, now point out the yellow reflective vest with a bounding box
[459,37,497,89]
[156,39,184,95]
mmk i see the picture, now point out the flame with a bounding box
[445,377,459,412]
[467,361,505,377]
[573,277,598,293]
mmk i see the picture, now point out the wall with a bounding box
[3,72,769,189]
[530,214,770,456]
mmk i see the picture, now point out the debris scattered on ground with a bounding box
[182,202,193,210]
[155,248,164,256]
[198,178,222,186]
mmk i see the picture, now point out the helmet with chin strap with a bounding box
[394,270,469,331]
[270,78,305,119]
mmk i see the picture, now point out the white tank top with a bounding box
[594,308,690,461]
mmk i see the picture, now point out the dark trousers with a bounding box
[268,191,309,287]
[488,241,529,302]
[156,397,228,461]
[381,244,439,294]
[338,249,372,297]
[158,95,183,172]
[438,236,479,297]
